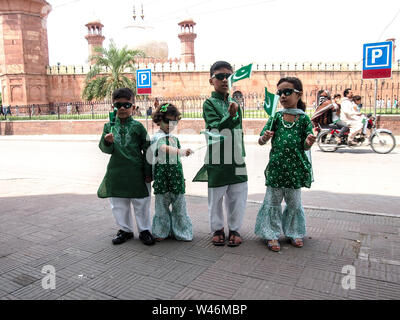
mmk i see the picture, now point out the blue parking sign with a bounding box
[136,69,152,95]
[363,41,393,79]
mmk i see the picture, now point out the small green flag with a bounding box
[264,87,278,117]
[109,107,117,127]
[228,63,253,90]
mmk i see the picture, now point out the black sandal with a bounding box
[212,229,225,246]
[227,230,242,247]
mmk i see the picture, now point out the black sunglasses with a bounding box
[212,73,232,80]
[276,88,300,97]
[113,102,133,109]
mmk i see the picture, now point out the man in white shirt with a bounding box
[340,88,363,146]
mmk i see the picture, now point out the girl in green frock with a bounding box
[254,77,316,252]
[150,103,194,241]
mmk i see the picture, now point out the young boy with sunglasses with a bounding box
[98,88,156,246]
[193,61,248,247]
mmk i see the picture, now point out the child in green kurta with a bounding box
[193,61,248,247]
[254,77,316,252]
[150,103,194,241]
[98,88,155,246]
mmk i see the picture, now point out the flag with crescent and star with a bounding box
[228,63,253,90]
[263,87,278,117]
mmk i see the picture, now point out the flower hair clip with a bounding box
[160,104,169,113]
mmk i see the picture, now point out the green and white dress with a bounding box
[150,131,193,241]
[254,110,314,240]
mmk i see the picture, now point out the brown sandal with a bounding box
[212,229,225,246]
[267,239,281,252]
[290,238,304,248]
[227,230,242,247]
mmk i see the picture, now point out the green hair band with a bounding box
[160,104,169,112]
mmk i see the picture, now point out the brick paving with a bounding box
[1,194,400,300]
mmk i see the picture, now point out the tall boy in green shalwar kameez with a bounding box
[193,61,248,247]
[98,88,156,246]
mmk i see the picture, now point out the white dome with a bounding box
[113,20,169,60]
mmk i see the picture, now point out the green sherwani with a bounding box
[97,117,152,199]
[193,91,248,188]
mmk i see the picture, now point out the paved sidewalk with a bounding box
[1,194,400,300]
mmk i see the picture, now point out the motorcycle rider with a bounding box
[311,90,348,144]
[340,88,363,146]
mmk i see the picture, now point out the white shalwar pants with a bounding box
[109,183,152,233]
[208,182,248,232]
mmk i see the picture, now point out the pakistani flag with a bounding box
[228,63,253,90]
[264,87,278,117]
[109,107,118,127]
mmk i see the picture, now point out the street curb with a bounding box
[1,134,400,146]
[247,200,400,218]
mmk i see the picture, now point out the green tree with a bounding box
[82,41,145,101]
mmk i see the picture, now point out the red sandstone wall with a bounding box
[0,0,51,105]
[1,116,399,136]
[46,70,400,106]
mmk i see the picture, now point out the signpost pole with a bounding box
[374,78,378,119]
[136,68,152,132]
[145,95,149,132]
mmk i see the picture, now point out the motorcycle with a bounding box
[316,114,396,154]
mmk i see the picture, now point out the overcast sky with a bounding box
[47,0,400,66]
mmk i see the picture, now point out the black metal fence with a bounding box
[1,88,400,121]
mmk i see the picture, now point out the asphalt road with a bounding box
[0,136,399,215]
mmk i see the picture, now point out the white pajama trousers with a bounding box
[208,182,248,232]
[109,183,152,233]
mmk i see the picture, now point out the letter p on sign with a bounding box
[371,49,383,64]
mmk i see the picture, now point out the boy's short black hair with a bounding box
[112,88,134,101]
[210,61,233,77]
[334,94,341,99]
[343,88,352,97]
[353,95,362,101]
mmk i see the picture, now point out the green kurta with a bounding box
[97,117,152,199]
[260,112,313,189]
[193,91,248,188]
[151,131,185,195]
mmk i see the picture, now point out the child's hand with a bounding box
[228,102,239,117]
[180,148,194,157]
[259,130,274,144]
[305,134,316,147]
[105,133,114,143]
[263,130,274,140]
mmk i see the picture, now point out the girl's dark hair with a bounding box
[277,77,306,111]
[152,103,181,124]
